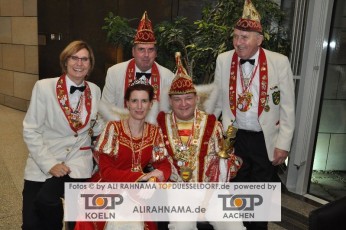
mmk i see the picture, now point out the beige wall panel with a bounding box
[0,0,24,16]
[2,44,25,71]
[0,93,5,104]
[24,0,37,16]
[0,69,13,95]
[14,72,37,100]
[0,17,12,43]
[12,17,37,45]
[25,45,38,74]
[4,95,28,111]
[0,44,2,68]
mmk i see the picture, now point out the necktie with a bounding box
[240,59,255,65]
[70,85,86,94]
[136,72,151,80]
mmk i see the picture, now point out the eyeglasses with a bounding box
[69,55,90,63]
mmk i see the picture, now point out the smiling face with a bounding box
[132,43,157,72]
[66,48,90,85]
[232,29,263,59]
[169,93,198,121]
[126,90,153,121]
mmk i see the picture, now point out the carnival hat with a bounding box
[235,0,262,33]
[134,11,156,44]
[168,52,196,95]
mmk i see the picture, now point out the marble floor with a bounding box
[0,105,27,229]
[310,170,346,202]
[0,104,339,230]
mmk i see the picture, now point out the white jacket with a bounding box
[23,76,103,181]
[214,48,295,161]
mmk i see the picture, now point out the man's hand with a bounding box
[272,148,288,166]
[140,169,164,182]
[49,162,71,177]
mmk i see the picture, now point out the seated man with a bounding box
[157,52,244,230]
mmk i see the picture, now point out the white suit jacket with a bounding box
[23,77,103,181]
[214,48,295,161]
[100,60,174,124]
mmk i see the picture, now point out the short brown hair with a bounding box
[59,40,95,75]
[124,83,154,102]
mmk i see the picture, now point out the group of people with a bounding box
[21,1,295,230]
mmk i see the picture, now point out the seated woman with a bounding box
[22,40,103,230]
[75,80,172,230]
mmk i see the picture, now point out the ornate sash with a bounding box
[229,48,268,117]
[124,59,161,103]
[157,111,216,182]
[56,74,92,133]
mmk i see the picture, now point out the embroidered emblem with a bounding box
[272,90,280,105]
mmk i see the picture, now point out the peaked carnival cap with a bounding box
[169,52,196,95]
[235,0,262,33]
[134,11,156,44]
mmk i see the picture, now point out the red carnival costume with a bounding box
[74,120,172,230]
[158,109,231,182]
[158,53,242,183]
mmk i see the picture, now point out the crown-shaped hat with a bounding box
[235,0,262,33]
[169,52,196,95]
[134,11,156,44]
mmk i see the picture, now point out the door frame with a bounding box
[286,0,334,196]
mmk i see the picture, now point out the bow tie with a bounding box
[136,72,151,80]
[70,85,86,94]
[240,59,255,65]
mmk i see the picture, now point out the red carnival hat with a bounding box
[169,52,196,95]
[134,11,156,44]
[235,0,262,33]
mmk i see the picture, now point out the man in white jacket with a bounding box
[101,11,174,123]
[214,1,295,229]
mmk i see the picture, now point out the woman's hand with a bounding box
[49,162,71,177]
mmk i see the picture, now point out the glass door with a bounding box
[309,0,346,201]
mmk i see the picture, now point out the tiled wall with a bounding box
[0,0,38,111]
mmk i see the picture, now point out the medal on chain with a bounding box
[237,63,258,112]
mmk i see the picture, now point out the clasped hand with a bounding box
[272,148,288,166]
[49,162,71,177]
[140,169,164,182]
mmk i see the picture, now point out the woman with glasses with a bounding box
[22,40,103,230]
